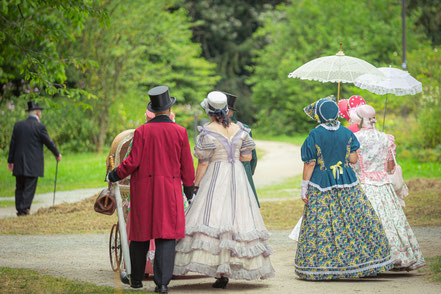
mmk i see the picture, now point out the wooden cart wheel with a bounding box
[109,223,122,272]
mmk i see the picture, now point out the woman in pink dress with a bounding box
[351,104,425,271]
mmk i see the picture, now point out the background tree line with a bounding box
[1,0,440,160]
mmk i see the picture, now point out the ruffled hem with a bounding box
[358,171,391,184]
[391,261,426,271]
[176,237,274,258]
[295,256,393,280]
[174,262,275,280]
[309,168,359,191]
[185,224,271,242]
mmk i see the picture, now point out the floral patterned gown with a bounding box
[295,123,393,280]
[352,129,425,271]
[173,124,275,280]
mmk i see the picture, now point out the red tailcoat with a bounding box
[116,115,195,241]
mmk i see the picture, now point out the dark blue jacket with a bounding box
[8,116,59,177]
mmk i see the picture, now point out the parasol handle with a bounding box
[337,82,341,103]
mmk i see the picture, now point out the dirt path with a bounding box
[1,228,440,293]
[253,140,303,188]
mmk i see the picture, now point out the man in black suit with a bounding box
[8,101,62,216]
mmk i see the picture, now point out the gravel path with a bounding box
[0,228,440,293]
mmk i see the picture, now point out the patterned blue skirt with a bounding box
[295,184,393,280]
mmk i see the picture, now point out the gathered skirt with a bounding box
[361,183,425,271]
[295,184,393,280]
[173,160,275,280]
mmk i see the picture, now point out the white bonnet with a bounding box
[200,91,228,114]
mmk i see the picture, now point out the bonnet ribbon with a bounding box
[330,161,343,180]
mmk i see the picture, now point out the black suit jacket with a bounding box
[8,116,60,177]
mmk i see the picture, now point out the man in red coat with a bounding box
[108,86,195,293]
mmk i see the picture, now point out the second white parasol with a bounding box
[288,44,385,102]
[354,66,422,130]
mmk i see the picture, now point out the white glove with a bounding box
[301,180,309,200]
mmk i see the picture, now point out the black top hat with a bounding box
[224,92,237,111]
[27,101,44,111]
[147,86,176,112]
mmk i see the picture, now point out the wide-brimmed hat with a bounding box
[224,92,238,111]
[147,86,176,112]
[200,91,228,114]
[304,95,339,123]
[27,101,44,111]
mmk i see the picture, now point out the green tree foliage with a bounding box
[408,46,441,149]
[249,0,427,134]
[407,0,441,46]
[184,0,283,124]
[61,0,219,152]
[0,0,106,99]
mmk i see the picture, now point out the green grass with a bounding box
[0,138,196,198]
[399,157,441,180]
[257,174,302,200]
[0,200,16,208]
[0,267,148,293]
[427,256,441,283]
[0,152,109,197]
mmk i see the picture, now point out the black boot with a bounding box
[212,277,229,289]
[130,280,143,289]
[155,285,168,293]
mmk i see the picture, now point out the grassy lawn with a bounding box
[0,267,146,293]
[0,152,109,197]
[0,139,196,198]
[425,256,441,283]
[400,157,441,180]
[0,200,16,208]
[257,174,302,200]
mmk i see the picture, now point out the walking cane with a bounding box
[52,161,59,206]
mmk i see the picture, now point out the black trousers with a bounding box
[130,239,176,286]
[15,176,38,215]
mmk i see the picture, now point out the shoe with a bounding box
[212,277,229,289]
[130,280,143,289]
[120,274,129,285]
[154,285,168,293]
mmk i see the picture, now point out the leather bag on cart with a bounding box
[94,185,116,215]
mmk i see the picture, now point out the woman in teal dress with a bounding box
[294,95,393,280]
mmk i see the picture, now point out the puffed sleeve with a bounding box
[350,132,360,152]
[240,131,256,155]
[301,134,317,163]
[386,134,396,162]
[194,132,216,162]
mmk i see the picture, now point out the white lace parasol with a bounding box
[288,45,385,101]
[288,50,385,84]
[354,66,422,96]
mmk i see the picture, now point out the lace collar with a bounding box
[317,120,340,131]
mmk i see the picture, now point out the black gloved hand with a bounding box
[183,185,195,201]
[108,168,122,183]
[193,186,199,195]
